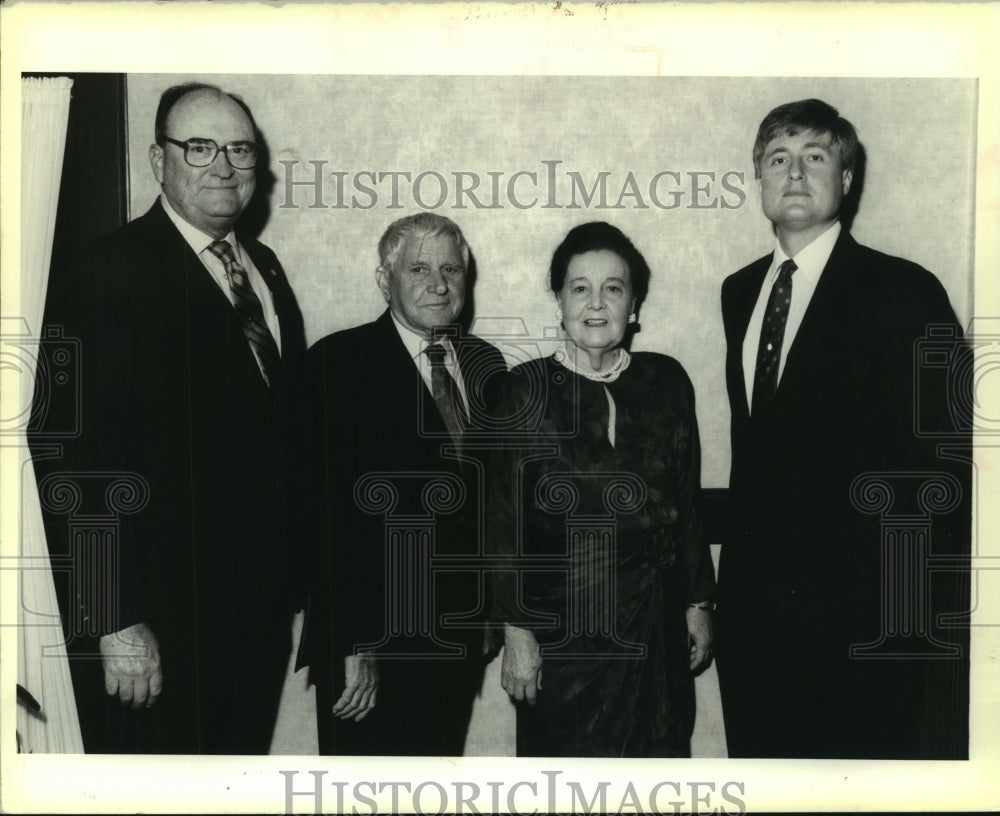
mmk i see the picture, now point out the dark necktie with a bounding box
[425,343,466,443]
[208,240,280,388]
[751,259,797,415]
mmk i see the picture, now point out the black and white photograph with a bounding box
[1,2,998,813]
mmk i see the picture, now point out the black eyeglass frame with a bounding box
[162,136,260,169]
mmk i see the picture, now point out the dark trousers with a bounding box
[317,656,482,756]
[68,620,289,754]
[716,627,968,760]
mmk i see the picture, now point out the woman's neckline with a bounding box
[553,347,631,383]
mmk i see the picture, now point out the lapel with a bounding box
[242,238,284,319]
[142,200,237,313]
[736,230,863,435]
[453,332,479,414]
[379,311,470,447]
[373,308,425,386]
[141,200,272,390]
[240,235,306,366]
[453,331,486,385]
[773,230,859,404]
[372,310,442,429]
[728,255,772,421]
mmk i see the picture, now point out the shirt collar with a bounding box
[160,193,238,256]
[388,310,456,363]
[772,220,841,286]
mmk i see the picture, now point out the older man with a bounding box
[304,213,507,755]
[716,99,970,759]
[31,83,306,753]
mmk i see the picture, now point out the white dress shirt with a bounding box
[160,194,282,353]
[389,311,470,415]
[742,221,841,411]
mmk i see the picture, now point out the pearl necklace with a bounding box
[554,346,631,383]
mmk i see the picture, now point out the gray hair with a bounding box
[376,212,470,274]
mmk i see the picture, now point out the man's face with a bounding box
[758,128,852,238]
[149,90,256,238]
[377,233,467,338]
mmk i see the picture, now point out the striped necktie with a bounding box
[208,240,280,388]
[751,259,796,415]
[425,343,466,443]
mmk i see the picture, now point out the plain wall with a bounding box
[125,78,977,756]
[126,74,976,490]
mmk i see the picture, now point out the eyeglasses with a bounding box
[162,137,259,169]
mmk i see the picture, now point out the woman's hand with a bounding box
[686,605,714,673]
[501,624,543,705]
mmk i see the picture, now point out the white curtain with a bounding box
[16,76,83,753]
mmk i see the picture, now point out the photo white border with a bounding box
[2,2,998,813]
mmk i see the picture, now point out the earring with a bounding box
[628,313,637,324]
[555,307,563,322]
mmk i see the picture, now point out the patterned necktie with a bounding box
[425,343,466,443]
[751,259,797,415]
[207,240,280,388]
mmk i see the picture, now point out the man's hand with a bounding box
[332,653,377,722]
[99,622,163,709]
[686,606,713,672]
[501,624,542,705]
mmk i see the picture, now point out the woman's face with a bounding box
[557,249,635,360]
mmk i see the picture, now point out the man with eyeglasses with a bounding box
[31,82,306,753]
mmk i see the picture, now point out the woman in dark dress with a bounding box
[490,221,715,757]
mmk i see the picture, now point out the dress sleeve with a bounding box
[669,361,716,605]
[485,366,531,624]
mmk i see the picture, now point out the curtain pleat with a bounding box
[16,76,84,753]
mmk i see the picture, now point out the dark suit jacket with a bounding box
[30,199,306,754]
[716,229,970,758]
[303,309,507,753]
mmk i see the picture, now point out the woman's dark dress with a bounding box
[489,352,715,757]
